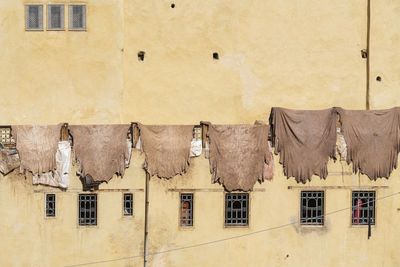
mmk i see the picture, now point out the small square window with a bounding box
[352,191,375,225]
[225,193,249,226]
[180,193,193,226]
[47,5,64,30]
[123,193,133,216]
[69,5,86,30]
[46,194,56,217]
[0,126,15,148]
[300,191,324,225]
[78,194,97,226]
[26,5,43,30]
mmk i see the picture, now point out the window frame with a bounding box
[300,190,325,226]
[224,193,249,227]
[180,193,194,227]
[351,190,376,226]
[47,4,65,31]
[68,4,86,31]
[123,193,134,217]
[25,4,44,31]
[78,194,97,226]
[45,193,56,218]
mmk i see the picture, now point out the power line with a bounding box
[65,191,400,267]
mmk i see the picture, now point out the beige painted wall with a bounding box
[0,0,399,266]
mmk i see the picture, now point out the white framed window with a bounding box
[47,4,64,30]
[69,5,86,30]
[25,5,43,31]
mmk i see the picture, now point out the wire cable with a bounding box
[65,191,400,267]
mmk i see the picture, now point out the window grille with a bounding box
[300,191,324,225]
[352,191,375,225]
[26,5,43,30]
[78,194,97,226]
[123,193,133,216]
[45,194,56,217]
[0,127,15,147]
[69,5,86,30]
[193,126,202,140]
[225,193,249,226]
[180,193,193,226]
[47,5,64,30]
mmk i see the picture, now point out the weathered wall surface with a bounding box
[0,0,399,266]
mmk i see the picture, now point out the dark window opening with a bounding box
[48,5,64,30]
[46,194,56,217]
[213,52,219,60]
[300,191,324,225]
[352,191,375,225]
[225,193,248,226]
[69,5,86,30]
[124,193,133,216]
[26,5,43,30]
[171,3,175,8]
[138,51,145,61]
[180,193,193,226]
[78,194,97,226]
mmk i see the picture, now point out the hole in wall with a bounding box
[138,51,145,61]
[376,76,381,82]
[213,52,219,60]
[171,3,175,8]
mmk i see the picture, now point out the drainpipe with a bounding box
[143,171,150,267]
[366,0,371,110]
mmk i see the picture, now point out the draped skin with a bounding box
[69,124,131,182]
[337,107,400,180]
[269,108,337,183]
[203,122,271,191]
[138,124,194,179]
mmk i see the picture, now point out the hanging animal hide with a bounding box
[138,124,194,178]
[69,125,131,182]
[0,147,20,175]
[337,107,400,180]
[13,125,61,175]
[202,122,271,191]
[269,108,337,183]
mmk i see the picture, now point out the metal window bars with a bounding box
[180,194,193,226]
[124,193,133,216]
[300,191,324,225]
[78,194,97,226]
[225,193,249,226]
[45,194,56,217]
[352,191,375,225]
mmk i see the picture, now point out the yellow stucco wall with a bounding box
[0,0,399,266]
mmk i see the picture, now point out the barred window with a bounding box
[300,191,324,225]
[0,126,15,148]
[47,5,64,30]
[225,193,249,226]
[69,5,86,30]
[193,126,202,140]
[352,191,375,225]
[78,194,97,226]
[45,194,56,217]
[180,193,193,226]
[26,5,43,30]
[123,193,133,216]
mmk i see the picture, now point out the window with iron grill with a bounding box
[69,5,86,30]
[300,191,324,225]
[78,194,97,226]
[46,194,56,217]
[123,193,133,216]
[352,191,375,225]
[193,126,202,140]
[225,193,248,226]
[47,5,64,30]
[26,5,43,30]
[180,193,193,226]
[0,127,15,148]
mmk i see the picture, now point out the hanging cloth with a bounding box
[269,108,337,183]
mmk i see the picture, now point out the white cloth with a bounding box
[190,139,202,157]
[33,141,71,189]
[125,139,133,167]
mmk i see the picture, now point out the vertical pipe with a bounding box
[366,0,371,110]
[143,172,150,267]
